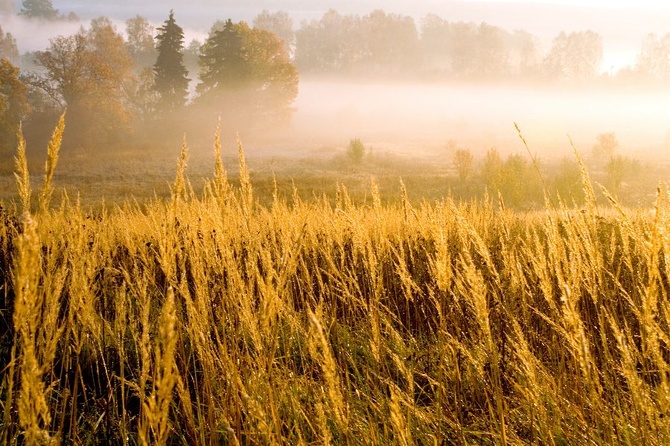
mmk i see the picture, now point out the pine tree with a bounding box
[196,19,298,126]
[153,10,190,114]
[20,0,59,20]
[197,19,246,95]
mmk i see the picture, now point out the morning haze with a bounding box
[4,4,670,443]
[1,0,670,208]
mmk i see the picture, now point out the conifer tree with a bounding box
[153,10,190,114]
[196,19,298,126]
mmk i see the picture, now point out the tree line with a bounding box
[2,2,670,154]
[0,8,297,154]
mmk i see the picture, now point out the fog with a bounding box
[291,80,670,161]
[4,1,670,166]
[48,0,670,70]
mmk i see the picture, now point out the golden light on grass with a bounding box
[1,118,669,444]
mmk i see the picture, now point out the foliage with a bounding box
[0,26,19,64]
[635,33,670,83]
[19,0,58,20]
[125,15,157,70]
[32,18,134,149]
[296,9,420,76]
[543,30,603,81]
[346,138,365,164]
[153,10,189,115]
[553,157,585,204]
[1,127,670,444]
[606,155,641,197]
[592,132,619,159]
[253,10,295,56]
[452,148,473,181]
[0,59,30,154]
[196,19,298,127]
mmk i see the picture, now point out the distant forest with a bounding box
[1,0,670,154]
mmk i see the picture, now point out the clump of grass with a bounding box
[39,112,65,214]
[13,125,30,214]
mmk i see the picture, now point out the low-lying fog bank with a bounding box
[291,80,670,162]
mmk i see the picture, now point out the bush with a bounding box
[346,138,365,164]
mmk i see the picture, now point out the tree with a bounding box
[153,10,189,114]
[635,33,670,82]
[0,59,30,154]
[346,138,365,164]
[553,158,584,203]
[253,10,294,56]
[543,31,603,81]
[197,19,298,127]
[481,147,504,192]
[591,132,619,165]
[508,30,539,77]
[0,25,19,64]
[360,10,420,75]
[295,10,363,74]
[126,15,157,70]
[198,19,246,93]
[20,0,59,20]
[33,18,135,149]
[606,155,640,197]
[453,148,474,181]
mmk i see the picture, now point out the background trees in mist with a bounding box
[0,59,30,155]
[31,18,134,149]
[253,10,295,57]
[196,19,298,128]
[126,15,157,71]
[543,31,603,81]
[634,33,670,83]
[0,25,19,64]
[19,0,58,20]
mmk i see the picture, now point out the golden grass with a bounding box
[0,123,669,445]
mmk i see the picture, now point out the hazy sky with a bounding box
[27,0,663,69]
[4,0,668,69]
[4,0,669,155]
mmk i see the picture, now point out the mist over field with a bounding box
[2,0,670,209]
[6,3,670,444]
[292,80,670,160]
[3,1,670,160]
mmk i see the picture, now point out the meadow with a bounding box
[1,120,670,445]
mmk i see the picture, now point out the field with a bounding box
[1,124,670,445]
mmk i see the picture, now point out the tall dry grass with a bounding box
[0,121,669,444]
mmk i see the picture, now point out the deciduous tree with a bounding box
[0,25,19,64]
[126,15,157,70]
[635,33,670,82]
[543,31,603,81]
[253,10,294,56]
[453,148,474,181]
[33,18,135,149]
[0,58,30,154]
[19,0,58,20]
